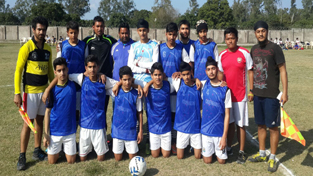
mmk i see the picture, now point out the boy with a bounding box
[43,57,77,164]
[171,62,202,159]
[158,22,191,154]
[190,20,218,81]
[57,21,86,119]
[127,19,159,154]
[218,27,253,164]
[176,20,195,56]
[201,57,231,164]
[109,66,143,161]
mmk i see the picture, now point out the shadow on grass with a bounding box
[145,168,159,175]
[25,160,37,170]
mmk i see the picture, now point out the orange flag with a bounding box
[280,105,305,146]
[19,107,37,133]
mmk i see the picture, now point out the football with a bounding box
[129,156,147,176]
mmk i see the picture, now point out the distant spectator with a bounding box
[285,38,290,44]
[279,38,284,47]
[52,36,56,46]
[295,38,300,44]
[293,43,300,50]
[46,35,51,44]
[273,37,278,44]
[59,36,64,42]
[270,38,273,42]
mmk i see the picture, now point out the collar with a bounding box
[118,38,133,46]
[179,39,190,45]
[32,36,45,49]
[210,80,222,88]
[122,87,133,93]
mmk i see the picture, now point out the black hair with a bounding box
[205,56,217,68]
[180,62,192,72]
[119,66,133,78]
[166,22,178,33]
[178,20,190,28]
[137,19,149,29]
[32,16,48,30]
[119,22,130,33]
[93,16,105,25]
[150,62,164,74]
[66,21,79,31]
[85,55,99,66]
[53,57,67,70]
[224,27,238,38]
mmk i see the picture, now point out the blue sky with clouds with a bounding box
[8,0,303,20]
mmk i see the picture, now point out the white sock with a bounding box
[269,154,276,160]
[259,150,266,157]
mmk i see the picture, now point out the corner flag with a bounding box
[19,106,37,133]
[280,104,305,146]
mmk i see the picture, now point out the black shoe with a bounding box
[33,148,48,161]
[236,151,246,164]
[17,155,26,171]
[227,148,233,156]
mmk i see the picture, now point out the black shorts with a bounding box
[253,95,280,128]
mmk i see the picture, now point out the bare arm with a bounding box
[42,77,58,104]
[43,108,51,148]
[279,63,288,105]
[220,108,230,150]
[137,111,143,144]
[248,70,254,102]
[143,80,153,97]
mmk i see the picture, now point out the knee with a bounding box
[194,154,201,159]
[177,155,183,159]
[115,157,122,161]
[203,158,212,164]
[218,160,226,164]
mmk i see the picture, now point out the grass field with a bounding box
[0,43,312,176]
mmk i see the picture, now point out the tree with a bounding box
[61,0,90,17]
[129,9,152,27]
[121,0,135,17]
[107,12,130,27]
[198,0,235,29]
[232,0,249,26]
[98,0,135,21]
[149,0,179,28]
[177,0,199,28]
[290,0,297,23]
[301,0,313,19]
[0,1,20,25]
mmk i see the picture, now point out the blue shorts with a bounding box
[253,96,280,128]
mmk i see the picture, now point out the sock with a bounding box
[269,154,276,160]
[259,150,266,157]
[227,146,232,151]
[20,153,25,157]
[34,147,40,151]
[239,150,244,154]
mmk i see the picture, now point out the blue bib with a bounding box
[61,40,85,74]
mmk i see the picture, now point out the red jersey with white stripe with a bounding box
[218,47,253,102]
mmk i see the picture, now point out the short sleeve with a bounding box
[214,45,219,62]
[136,97,143,112]
[218,56,224,72]
[105,77,118,90]
[274,45,285,65]
[245,52,253,70]
[224,89,232,108]
[189,44,195,62]
[182,48,190,63]
[69,73,84,86]
[200,80,207,99]
[168,78,181,92]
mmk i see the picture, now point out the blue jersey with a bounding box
[80,76,107,129]
[201,81,228,137]
[128,40,158,82]
[174,80,201,134]
[176,39,195,56]
[192,40,216,81]
[112,87,138,141]
[159,43,183,78]
[61,40,85,74]
[111,39,134,81]
[146,81,172,134]
[47,81,77,136]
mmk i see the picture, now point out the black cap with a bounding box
[254,21,268,31]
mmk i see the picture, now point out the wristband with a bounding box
[248,93,254,96]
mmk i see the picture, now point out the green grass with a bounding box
[0,43,312,175]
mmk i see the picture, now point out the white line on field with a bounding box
[246,131,295,176]
[0,84,13,88]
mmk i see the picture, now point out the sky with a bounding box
[8,0,304,20]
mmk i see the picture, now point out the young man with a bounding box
[218,27,254,164]
[142,63,175,158]
[201,57,231,164]
[83,16,117,120]
[57,21,86,119]
[248,21,288,173]
[43,57,77,164]
[190,20,219,81]
[158,22,191,154]
[176,20,195,56]
[110,66,143,161]
[127,19,159,154]
[171,62,202,159]
[14,16,53,170]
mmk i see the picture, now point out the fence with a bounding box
[0,25,313,44]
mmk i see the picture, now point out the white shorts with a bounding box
[229,101,249,127]
[76,92,81,111]
[79,127,109,157]
[201,135,227,160]
[170,95,177,112]
[150,132,171,151]
[112,138,138,154]
[23,92,45,119]
[47,133,76,155]
[176,131,201,149]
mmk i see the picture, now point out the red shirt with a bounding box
[218,47,253,102]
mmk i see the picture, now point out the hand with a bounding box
[14,94,22,108]
[99,74,106,84]
[112,84,120,96]
[248,91,254,102]
[137,131,143,144]
[172,72,181,79]
[220,81,227,87]
[137,85,143,99]
[83,71,89,77]
[219,137,227,150]
[42,90,50,104]
[195,78,202,90]
[43,135,50,148]
[143,84,150,97]
[280,92,288,105]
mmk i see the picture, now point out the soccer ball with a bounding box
[129,156,147,176]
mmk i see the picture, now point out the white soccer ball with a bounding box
[129,156,147,176]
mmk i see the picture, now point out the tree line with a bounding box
[0,0,312,29]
